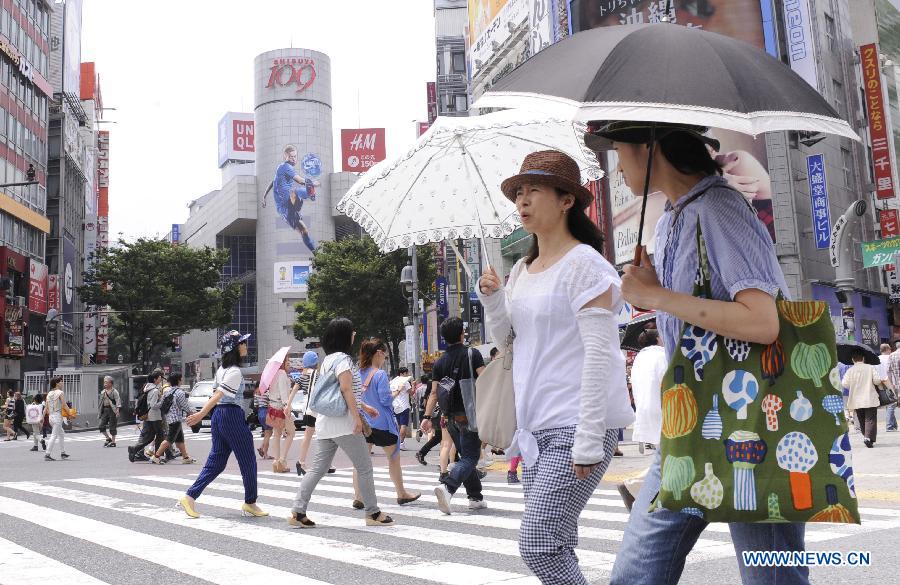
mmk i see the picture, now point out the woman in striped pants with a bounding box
[179,330,267,519]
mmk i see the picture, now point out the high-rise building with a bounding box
[47,0,87,366]
[175,49,361,379]
[434,0,470,117]
[0,0,53,393]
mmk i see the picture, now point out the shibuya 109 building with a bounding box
[174,48,362,382]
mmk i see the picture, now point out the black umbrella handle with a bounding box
[630,244,648,312]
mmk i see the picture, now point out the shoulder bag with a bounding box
[358,369,376,438]
[458,348,479,431]
[654,219,859,524]
[309,355,349,418]
[875,382,897,407]
[475,328,517,449]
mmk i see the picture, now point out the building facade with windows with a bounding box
[0,0,53,392]
[44,0,89,367]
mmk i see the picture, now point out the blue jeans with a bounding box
[443,417,483,501]
[610,451,809,585]
[886,402,898,430]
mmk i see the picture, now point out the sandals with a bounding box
[257,447,266,458]
[397,492,422,505]
[352,499,364,510]
[366,511,394,526]
[288,512,316,528]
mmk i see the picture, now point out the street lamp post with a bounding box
[44,308,59,388]
[400,246,421,379]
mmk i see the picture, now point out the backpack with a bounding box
[160,388,176,417]
[134,385,152,420]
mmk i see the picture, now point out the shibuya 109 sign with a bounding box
[266,57,316,93]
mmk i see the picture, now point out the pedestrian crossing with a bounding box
[0,427,218,446]
[2,467,900,585]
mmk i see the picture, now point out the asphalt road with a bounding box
[1,420,898,584]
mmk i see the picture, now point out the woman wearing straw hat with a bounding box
[478,150,634,585]
[178,330,267,519]
[585,121,807,585]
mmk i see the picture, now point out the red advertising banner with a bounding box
[28,259,47,315]
[47,274,60,312]
[417,122,430,137]
[97,131,110,217]
[232,119,254,152]
[340,128,387,172]
[861,43,896,200]
[880,208,900,237]
[426,81,438,124]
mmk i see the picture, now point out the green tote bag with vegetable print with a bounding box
[652,222,860,524]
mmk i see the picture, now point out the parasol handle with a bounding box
[631,244,648,312]
[633,244,645,267]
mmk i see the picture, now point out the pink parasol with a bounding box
[258,346,292,393]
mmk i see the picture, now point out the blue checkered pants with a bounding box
[519,426,619,585]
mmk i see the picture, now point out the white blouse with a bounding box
[630,344,668,445]
[478,244,635,465]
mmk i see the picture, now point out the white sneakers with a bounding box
[468,499,488,511]
[434,483,487,514]
[434,484,453,515]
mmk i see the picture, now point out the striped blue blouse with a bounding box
[652,175,790,361]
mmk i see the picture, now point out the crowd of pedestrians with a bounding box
[9,137,900,585]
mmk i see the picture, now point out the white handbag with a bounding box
[475,329,516,449]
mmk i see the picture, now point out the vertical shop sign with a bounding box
[860,43,896,200]
[806,154,831,249]
[426,82,438,124]
[880,209,899,238]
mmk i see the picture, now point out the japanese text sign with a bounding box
[806,154,831,249]
[861,236,900,268]
[860,43,895,200]
[880,208,899,238]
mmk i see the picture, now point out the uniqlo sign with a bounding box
[880,208,900,238]
[232,119,254,152]
[341,128,386,172]
[860,43,896,200]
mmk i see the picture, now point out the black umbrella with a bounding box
[620,312,656,352]
[835,341,880,366]
[473,20,858,266]
[474,23,856,140]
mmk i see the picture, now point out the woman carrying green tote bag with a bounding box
[587,121,837,585]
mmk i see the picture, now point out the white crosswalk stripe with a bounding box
[0,536,109,585]
[2,466,899,585]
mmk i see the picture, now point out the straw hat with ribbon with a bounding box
[500,150,594,208]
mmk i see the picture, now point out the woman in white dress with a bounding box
[478,150,634,585]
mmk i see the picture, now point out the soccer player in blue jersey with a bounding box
[269,145,317,252]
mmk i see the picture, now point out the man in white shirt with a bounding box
[887,343,900,432]
[390,367,414,446]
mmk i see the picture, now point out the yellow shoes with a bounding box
[179,497,267,518]
[241,503,269,517]
[178,496,199,519]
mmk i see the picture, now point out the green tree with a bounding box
[79,238,241,369]
[294,238,436,372]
